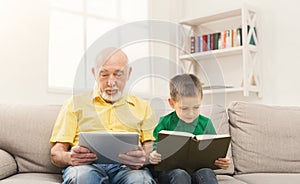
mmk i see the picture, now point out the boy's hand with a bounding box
[149,151,162,164]
[214,157,230,170]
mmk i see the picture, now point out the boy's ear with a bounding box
[168,98,175,109]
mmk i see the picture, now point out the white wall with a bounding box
[0,0,69,105]
[1,0,300,106]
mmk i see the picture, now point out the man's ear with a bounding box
[168,98,175,109]
[92,68,95,76]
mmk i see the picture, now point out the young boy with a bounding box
[149,74,230,184]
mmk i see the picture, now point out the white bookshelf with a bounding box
[177,5,262,97]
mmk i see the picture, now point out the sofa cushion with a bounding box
[0,149,17,179]
[217,175,247,184]
[228,101,300,174]
[1,173,62,184]
[234,173,300,184]
[0,104,62,174]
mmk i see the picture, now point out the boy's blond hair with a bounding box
[169,74,203,101]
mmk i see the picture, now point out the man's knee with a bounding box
[117,169,155,184]
[62,165,106,184]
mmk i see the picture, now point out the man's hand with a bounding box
[69,146,98,166]
[214,157,230,170]
[118,145,146,170]
[50,142,97,168]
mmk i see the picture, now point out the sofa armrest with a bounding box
[0,149,17,179]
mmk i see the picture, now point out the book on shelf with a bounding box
[154,130,231,174]
[188,27,247,54]
[213,32,220,50]
[202,35,208,52]
[210,34,214,51]
[225,30,232,48]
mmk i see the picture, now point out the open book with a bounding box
[154,130,231,174]
[79,131,139,164]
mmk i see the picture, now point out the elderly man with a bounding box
[50,48,157,184]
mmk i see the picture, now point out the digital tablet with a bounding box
[79,131,139,164]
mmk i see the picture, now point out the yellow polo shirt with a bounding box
[50,89,157,147]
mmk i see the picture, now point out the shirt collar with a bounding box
[172,111,198,126]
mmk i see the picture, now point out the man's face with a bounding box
[94,51,131,102]
[169,96,202,123]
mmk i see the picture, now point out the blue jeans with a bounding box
[157,168,218,184]
[62,164,156,184]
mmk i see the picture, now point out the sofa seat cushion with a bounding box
[0,149,17,179]
[234,173,300,184]
[228,101,300,174]
[217,175,247,184]
[0,173,62,184]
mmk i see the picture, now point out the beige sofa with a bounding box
[1,102,300,183]
[0,104,62,183]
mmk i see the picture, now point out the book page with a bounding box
[195,134,230,140]
[159,130,194,137]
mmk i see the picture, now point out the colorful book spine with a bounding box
[190,26,249,53]
[213,33,219,50]
[202,35,208,52]
[237,28,242,46]
[207,34,210,51]
[225,30,232,48]
[197,36,202,52]
[210,34,214,51]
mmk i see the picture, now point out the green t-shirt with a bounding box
[153,111,216,150]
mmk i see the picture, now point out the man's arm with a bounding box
[50,142,97,168]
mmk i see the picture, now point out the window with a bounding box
[48,0,149,94]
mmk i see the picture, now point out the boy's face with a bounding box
[168,96,202,123]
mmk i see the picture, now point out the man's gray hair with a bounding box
[94,47,128,71]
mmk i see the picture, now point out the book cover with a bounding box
[154,130,231,174]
